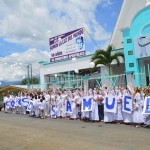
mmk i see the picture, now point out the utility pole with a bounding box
[27,65,30,87]
[30,64,32,85]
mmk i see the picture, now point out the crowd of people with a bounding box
[2,85,150,128]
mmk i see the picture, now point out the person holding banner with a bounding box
[39,95,46,119]
[10,95,16,114]
[91,89,99,122]
[97,90,104,122]
[70,92,77,120]
[115,88,123,123]
[122,87,133,125]
[133,87,144,128]
[5,94,11,113]
[142,88,150,127]
[60,90,67,118]
[82,89,92,122]
[56,93,62,118]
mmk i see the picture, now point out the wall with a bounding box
[122,6,150,86]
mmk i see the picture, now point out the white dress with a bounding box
[133,93,144,123]
[91,94,99,121]
[71,97,77,119]
[56,96,62,117]
[115,92,123,121]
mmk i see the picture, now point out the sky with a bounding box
[0,0,123,82]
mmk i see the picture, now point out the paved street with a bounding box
[0,112,149,150]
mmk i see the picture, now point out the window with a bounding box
[128,50,133,55]
[129,63,134,67]
[127,38,132,43]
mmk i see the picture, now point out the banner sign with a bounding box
[27,100,34,112]
[11,99,15,108]
[49,28,86,62]
[21,97,29,107]
[81,96,93,112]
[104,95,117,113]
[142,97,150,114]
[51,105,56,118]
[65,100,73,113]
[17,98,22,107]
[122,95,132,114]
[134,34,150,58]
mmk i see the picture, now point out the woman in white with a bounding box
[115,88,123,123]
[133,87,144,127]
[5,95,11,113]
[70,92,77,120]
[91,89,99,122]
[142,88,150,127]
[122,87,133,124]
[60,90,67,118]
[56,93,62,118]
[39,96,46,119]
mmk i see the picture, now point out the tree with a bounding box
[91,45,124,75]
[21,76,39,85]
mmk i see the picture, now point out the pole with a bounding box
[30,64,32,85]
[27,65,30,87]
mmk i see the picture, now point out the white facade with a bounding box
[110,0,147,49]
[40,55,102,90]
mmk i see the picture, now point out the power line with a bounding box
[83,27,99,48]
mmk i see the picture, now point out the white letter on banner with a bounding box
[65,100,73,113]
[21,97,29,107]
[142,97,150,114]
[104,95,117,113]
[27,100,34,112]
[81,96,93,112]
[11,99,15,108]
[122,95,132,114]
[51,105,56,118]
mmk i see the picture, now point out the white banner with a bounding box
[51,105,57,118]
[17,98,22,107]
[81,96,93,112]
[122,95,132,114]
[21,97,29,107]
[142,97,150,114]
[104,95,117,113]
[10,99,15,108]
[27,100,34,112]
[65,100,73,113]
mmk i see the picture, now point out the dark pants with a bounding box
[98,104,104,121]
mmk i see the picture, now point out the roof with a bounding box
[110,0,146,49]
[0,85,27,93]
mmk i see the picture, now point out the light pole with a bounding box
[27,64,33,87]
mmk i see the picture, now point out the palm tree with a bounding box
[91,45,124,75]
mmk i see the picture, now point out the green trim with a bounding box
[38,61,49,64]
[42,54,93,66]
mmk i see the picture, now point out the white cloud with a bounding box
[101,0,115,8]
[111,11,117,17]
[0,0,111,50]
[0,48,49,81]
